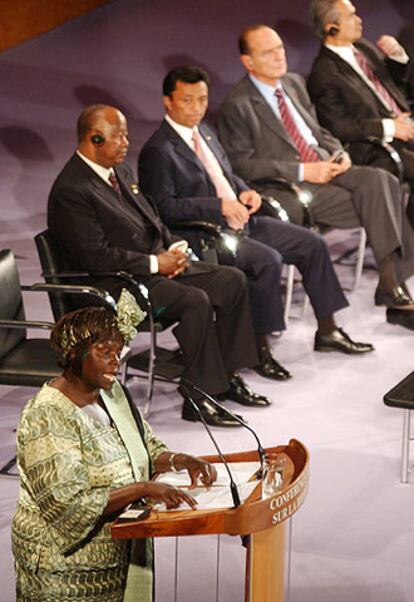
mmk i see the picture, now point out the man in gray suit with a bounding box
[217,24,414,330]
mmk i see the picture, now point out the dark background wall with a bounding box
[0,0,412,250]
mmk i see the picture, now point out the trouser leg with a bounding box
[219,233,285,333]
[150,263,258,395]
[249,216,348,320]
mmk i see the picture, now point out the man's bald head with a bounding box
[77,104,124,143]
[239,25,287,85]
[77,104,129,168]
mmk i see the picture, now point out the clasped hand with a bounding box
[157,248,189,279]
[394,113,414,142]
[221,190,261,230]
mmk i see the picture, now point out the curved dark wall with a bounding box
[0,0,412,256]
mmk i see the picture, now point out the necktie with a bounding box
[192,128,237,200]
[274,88,320,163]
[108,170,122,195]
[353,49,402,116]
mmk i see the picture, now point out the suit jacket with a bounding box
[138,119,248,223]
[217,73,342,187]
[47,153,177,291]
[307,39,410,146]
[399,25,414,100]
[138,119,249,250]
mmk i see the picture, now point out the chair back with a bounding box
[0,250,26,360]
[34,229,77,320]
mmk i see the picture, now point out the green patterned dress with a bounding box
[12,380,168,602]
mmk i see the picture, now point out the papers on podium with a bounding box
[154,461,261,511]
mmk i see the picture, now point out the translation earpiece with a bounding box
[327,25,340,36]
[91,134,105,145]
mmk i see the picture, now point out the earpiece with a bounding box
[327,25,340,36]
[91,134,105,145]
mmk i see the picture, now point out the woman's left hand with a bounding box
[184,457,217,489]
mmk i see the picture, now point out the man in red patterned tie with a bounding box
[308,0,414,226]
[217,24,414,331]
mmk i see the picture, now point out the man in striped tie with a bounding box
[308,0,414,226]
[217,24,414,331]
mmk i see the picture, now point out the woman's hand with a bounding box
[143,481,197,509]
[154,452,218,489]
[183,456,217,489]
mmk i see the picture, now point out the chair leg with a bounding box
[0,455,18,477]
[353,228,367,291]
[141,314,157,418]
[401,409,411,484]
[283,264,295,324]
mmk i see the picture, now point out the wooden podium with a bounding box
[112,438,309,602]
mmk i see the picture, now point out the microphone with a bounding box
[182,377,266,470]
[179,385,241,508]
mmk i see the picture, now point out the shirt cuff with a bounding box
[149,255,159,274]
[298,164,304,182]
[382,118,395,142]
[388,50,409,64]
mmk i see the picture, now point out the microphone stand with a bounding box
[179,386,241,508]
[182,377,266,471]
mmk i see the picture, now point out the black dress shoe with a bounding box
[374,285,413,307]
[219,373,272,407]
[181,397,244,427]
[255,346,292,381]
[386,308,414,331]
[314,327,374,354]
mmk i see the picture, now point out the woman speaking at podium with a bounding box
[12,292,216,602]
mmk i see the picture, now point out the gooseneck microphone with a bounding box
[179,385,241,508]
[182,377,266,469]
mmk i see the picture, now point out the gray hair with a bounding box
[310,0,341,40]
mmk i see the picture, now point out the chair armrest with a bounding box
[41,270,151,315]
[0,319,54,331]
[365,136,404,181]
[344,136,405,182]
[170,220,223,238]
[171,220,245,260]
[26,283,117,311]
[260,196,290,222]
[260,184,314,228]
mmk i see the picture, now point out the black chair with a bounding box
[34,230,185,417]
[0,249,60,476]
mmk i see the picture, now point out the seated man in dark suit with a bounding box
[138,65,374,363]
[217,25,414,331]
[399,22,414,101]
[48,104,273,428]
[308,0,414,225]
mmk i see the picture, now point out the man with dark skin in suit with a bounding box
[48,104,275,428]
